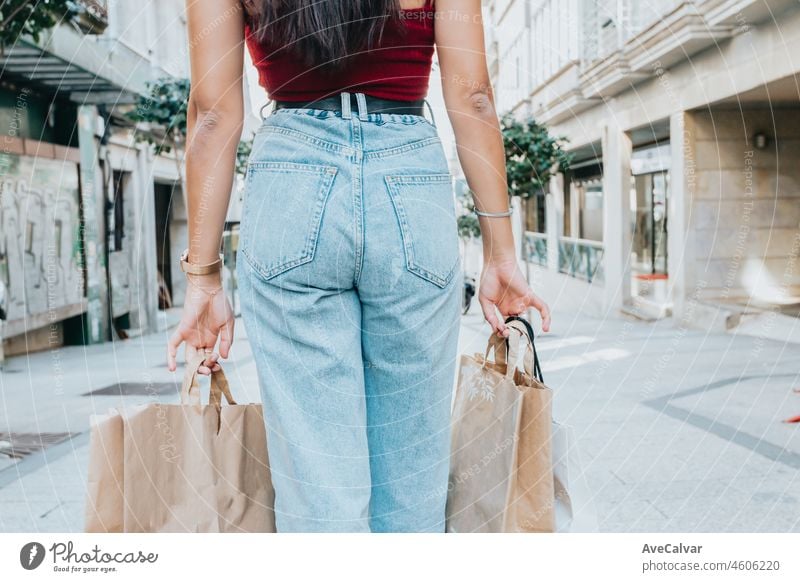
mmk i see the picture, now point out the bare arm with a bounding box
[167,0,245,372]
[435,0,513,260]
[185,0,245,265]
[435,0,551,334]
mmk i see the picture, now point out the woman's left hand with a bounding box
[167,274,234,376]
[478,256,551,338]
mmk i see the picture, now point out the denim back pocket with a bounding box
[384,173,460,288]
[240,161,338,280]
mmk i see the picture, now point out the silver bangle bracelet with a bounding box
[474,207,513,218]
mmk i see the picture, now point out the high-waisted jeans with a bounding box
[236,92,462,532]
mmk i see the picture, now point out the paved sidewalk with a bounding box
[0,306,798,532]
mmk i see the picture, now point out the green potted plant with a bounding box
[456,186,481,314]
[0,0,81,50]
[127,78,252,199]
[500,114,571,280]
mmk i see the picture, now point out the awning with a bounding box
[0,22,170,105]
[0,41,132,103]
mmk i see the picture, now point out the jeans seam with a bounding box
[352,116,365,287]
[248,161,338,173]
[256,126,353,157]
[364,137,443,160]
[389,174,452,184]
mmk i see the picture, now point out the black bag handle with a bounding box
[504,315,544,384]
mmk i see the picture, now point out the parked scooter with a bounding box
[463,275,476,315]
[0,280,7,322]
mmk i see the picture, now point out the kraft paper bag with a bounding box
[446,317,554,533]
[84,354,275,533]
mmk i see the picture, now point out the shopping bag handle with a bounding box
[482,317,544,384]
[504,316,544,384]
[180,351,238,409]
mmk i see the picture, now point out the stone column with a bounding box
[77,105,109,344]
[546,173,563,272]
[569,178,580,238]
[0,301,5,368]
[668,111,698,323]
[511,195,525,262]
[128,145,159,334]
[601,123,633,312]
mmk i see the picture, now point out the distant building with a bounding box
[485,0,800,334]
[0,1,254,359]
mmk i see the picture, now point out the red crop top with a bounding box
[245,1,436,102]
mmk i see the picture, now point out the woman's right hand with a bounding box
[478,256,551,338]
[167,274,235,375]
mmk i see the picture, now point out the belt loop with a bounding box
[423,99,437,128]
[260,99,274,120]
[341,92,352,120]
[355,92,369,121]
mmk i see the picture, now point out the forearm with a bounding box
[185,100,243,267]
[449,95,516,263]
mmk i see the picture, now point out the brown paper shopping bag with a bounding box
[84,354,275,532]
[446,317,554,532]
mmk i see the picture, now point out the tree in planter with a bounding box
[500,114,572,284]
[0,0,80,51]
[127,77,252,203]
[457,191,481,263]
[457,202,482,239]
[456,191,481,315]
[127,77,190,168]
[236,135,253,177]
[128,78,253,302]
[127,77,191,211]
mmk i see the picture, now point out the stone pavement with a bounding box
[0,305,797,532]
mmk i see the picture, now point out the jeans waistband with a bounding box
[262,92,437,127]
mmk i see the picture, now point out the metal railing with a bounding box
[530,0,580,87]
[581,0,617,63]
[581,0,687,64]
[497,30,529,113]
[524,232,549,267]
[558,236,604,283]
[624,0,685,40]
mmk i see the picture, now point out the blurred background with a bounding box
[0,0,798,532]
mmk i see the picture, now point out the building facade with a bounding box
[0,1,250,360]
[484,0,800,337]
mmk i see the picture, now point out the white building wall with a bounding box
[688,108,800,302]
[110,0,189,76]
[487,0,800,326]
[495,0,530,114]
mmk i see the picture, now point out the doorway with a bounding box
[154,182,174,310]
[630,143,670,305]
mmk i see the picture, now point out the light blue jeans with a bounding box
[236,92,462,532]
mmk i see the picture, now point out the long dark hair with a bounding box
[243,0,403,69]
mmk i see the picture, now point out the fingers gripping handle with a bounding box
[505,315,544,383]
[502,322,535,381]
[482,317,544,383]
[180,351,238,408]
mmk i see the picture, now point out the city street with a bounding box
[1,306,797,533]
